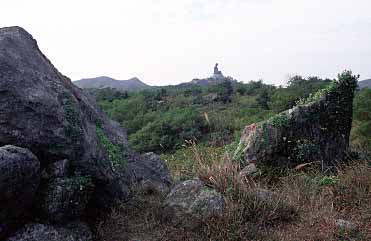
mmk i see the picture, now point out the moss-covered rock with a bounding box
[37,176,94,223]
[162,179,224,230]
[234,71,358,168]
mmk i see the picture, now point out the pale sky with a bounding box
[1,0,371,85]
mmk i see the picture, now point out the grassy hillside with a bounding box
[96,76,337,152]
[94,75,371,240]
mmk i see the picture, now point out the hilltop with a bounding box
[359,79,371,88]
[74,76,150,91]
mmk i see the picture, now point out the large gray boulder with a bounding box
[6,222,92,241]
[163,179,224,230]
[0,145,40,238]
[0,26,171,210]
[234,71,358,168]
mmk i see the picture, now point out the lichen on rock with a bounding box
[234,70,358,168]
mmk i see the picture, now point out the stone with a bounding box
[239,163,258,177]
[253,188,275,202]
[335,219,359,236]
[234,71,358,168]
[42,159,70,179]
[36,177,95,223]
[163,179,224,230]
[6,222,93,241]
[0,26,171,210]
[0,145,40,239]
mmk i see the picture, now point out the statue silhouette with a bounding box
[214,63,219,74]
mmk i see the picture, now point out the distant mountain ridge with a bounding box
[358,79,371,89]
[74,76,150,91]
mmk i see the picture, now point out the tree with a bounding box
[352,88,371,148]
[256,89,270,110]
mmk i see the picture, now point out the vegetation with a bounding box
[97,143,371,241]
[62,92,82,141]
[96,123,127,170]
[93,74,371,240]
[352,88,371,149]
[97,76,349,154]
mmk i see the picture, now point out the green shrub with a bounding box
[96,124,127,170]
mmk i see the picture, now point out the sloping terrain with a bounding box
[74,76,150,91]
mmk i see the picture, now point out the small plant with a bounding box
[96,123,127,171]
[65,175,94,190]
[62,92,82,141]
[271,112,289,128]
[293,140,320,162]
[295,81,337,106]
[317,176,339,186]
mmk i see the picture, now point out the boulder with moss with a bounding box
[0,26,171,214]
[234,71,358,168]
[36,176,95,223]
[162,179,224,230]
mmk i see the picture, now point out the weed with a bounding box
[61,92,82,141]
[96,123,127,170]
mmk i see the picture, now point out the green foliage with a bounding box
[351,88,371,148]
[317,176,339,186]
[271,112,289,128]
[87,87,129,102]
[65,175,94,190]
[96,124,127,170]
[62,93,81,141]
[129,107,207,153]
[303,174,340,187]
[295,81,337,105]
[256,89,270,110]
[95,72,367,158]
[207,80,234,103]
[293,140,320,162]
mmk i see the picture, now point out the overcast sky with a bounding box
[1,0,371,85]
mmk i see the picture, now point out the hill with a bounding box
[359,79,371,89]
[73,76,150,91]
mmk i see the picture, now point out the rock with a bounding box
[163,179,224,230]
[0,26,171,210]
[0,145,40,238]
[42,159,70,179]
[37,177,95,223]
[335,219,359,236]
[239,163,258,177]
[134,153,172,195]
[253,188,275,202]
[234,71,358,168]
[6,222,92,241]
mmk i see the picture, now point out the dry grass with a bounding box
[96,143,371,241]
[192,142,371,240]
[95,192,203,241]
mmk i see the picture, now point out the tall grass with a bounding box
[97,144,371,241]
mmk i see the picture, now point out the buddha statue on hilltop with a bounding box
[213,63,224,79]
[214,63,220,75]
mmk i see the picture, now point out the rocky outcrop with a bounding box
[6,222,92,241]
[0,145,40,238]
[0,26,172,238]
[162,179,224,230]
[0,26,171,206]
[234,71,358,168]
